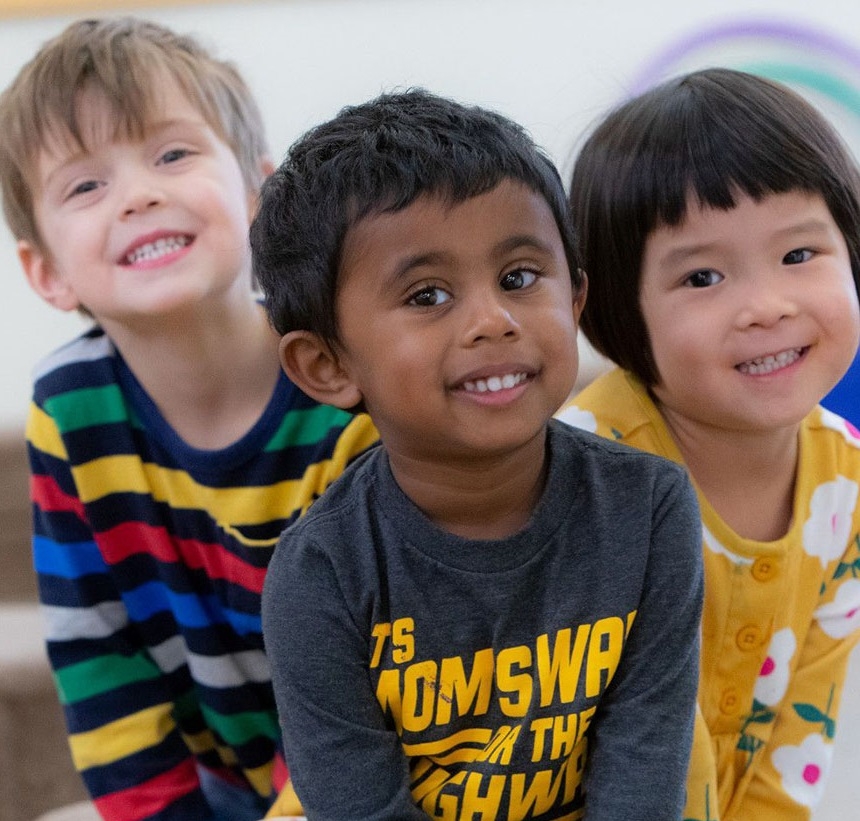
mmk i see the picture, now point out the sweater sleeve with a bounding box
[262,527,426,821]
[721,552,860,820]
[683,574,860,821]
[28,402,214,821]
[582,464,704,820]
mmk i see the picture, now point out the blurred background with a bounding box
[1,1,860,819]
[6,0,860,430]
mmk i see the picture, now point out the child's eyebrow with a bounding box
[387,251,448,285]
[144,116,211,136]
[658,242,719,268]
[771,218,835,239]
[385,234,558,287]
[39,148,95,192]
[492,234,559,258]
[659,218,836,268]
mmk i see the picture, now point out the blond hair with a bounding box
[0,16,269,247]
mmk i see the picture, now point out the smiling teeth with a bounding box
[463,373,527,393]
[737,348,802,375]
[125,236,189,264]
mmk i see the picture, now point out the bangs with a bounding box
[17,29,241,173]
[38,85,153,160]
[628,82,828,232]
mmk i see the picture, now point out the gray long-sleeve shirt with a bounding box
[263,420,704,820]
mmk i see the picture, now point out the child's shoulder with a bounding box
[558,368,679,461]
[548,416,688,486]
[268,442,387,578]
[546,420,698,549]
[804,404,860,465]
[289,441,384,528]
[559,368,646,431]
[31,325,115,400]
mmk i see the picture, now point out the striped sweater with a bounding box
[27,326,378,820]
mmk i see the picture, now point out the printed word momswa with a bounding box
[373,614,637,732]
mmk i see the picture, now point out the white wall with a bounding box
[3,0,860,431]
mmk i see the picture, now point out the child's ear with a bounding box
[248,156,277,218]
[573,270,588,322]
[279,331,363,410]
[17,240,80,312]
[259,156,276,179]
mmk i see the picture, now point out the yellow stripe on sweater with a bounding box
[69,702,176,769]
[26,403,68,460]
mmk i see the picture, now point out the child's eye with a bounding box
[67,179,101,199]
[684,269,723,288]
[783,248,814,265]
[408,285,451,307]
[500,269,538,291]
[158,147,194,165]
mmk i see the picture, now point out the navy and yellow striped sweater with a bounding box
[27,326,378,820]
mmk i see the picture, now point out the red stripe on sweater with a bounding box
[99,521,267,593]
[93,759,198,820]
[31,473,86,518]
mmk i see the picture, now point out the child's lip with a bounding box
[118,231,194,265]
[735,346,808,374]
[460,371,532,395]
[453,363,537,394]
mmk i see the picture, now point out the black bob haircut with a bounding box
[251,88,583,346]
[571,67,860,387]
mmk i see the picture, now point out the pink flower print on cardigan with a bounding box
[819,407,860,445]
[736,629,796,769]
[802,476,858,567]
[754,628,796,706]
[815,577,860,638]
[771,733,834,808]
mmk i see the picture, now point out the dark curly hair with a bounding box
[251,88,583,347]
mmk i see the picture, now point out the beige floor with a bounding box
[0,606,88,821]
[33,804,98,821]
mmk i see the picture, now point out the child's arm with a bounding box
[262,530,427,820]
[28,403,215,820]
[717,579,860,819]
[581,464,704,819]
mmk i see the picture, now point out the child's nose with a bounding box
[465,293,521,344]
[735,284,798,328]
[120,178,165,218]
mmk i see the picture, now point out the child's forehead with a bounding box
[340,179,563,275]
[351,178,553,234]
[667,187,830,224]
[33,76,205,174]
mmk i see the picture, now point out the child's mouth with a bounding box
[123,235,192,266]
[461,372,529,394]
[736,347,806,375]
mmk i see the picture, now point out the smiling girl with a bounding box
[560,68,860,821]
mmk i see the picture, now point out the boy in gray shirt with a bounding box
[255,89,703,820]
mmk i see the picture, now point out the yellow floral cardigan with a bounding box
[560,368,860,821]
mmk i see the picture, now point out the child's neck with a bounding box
[388,430,549,541]
[103,299,281,451]
[661,407,799,542]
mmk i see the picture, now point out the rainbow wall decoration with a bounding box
[630,18,860,148]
